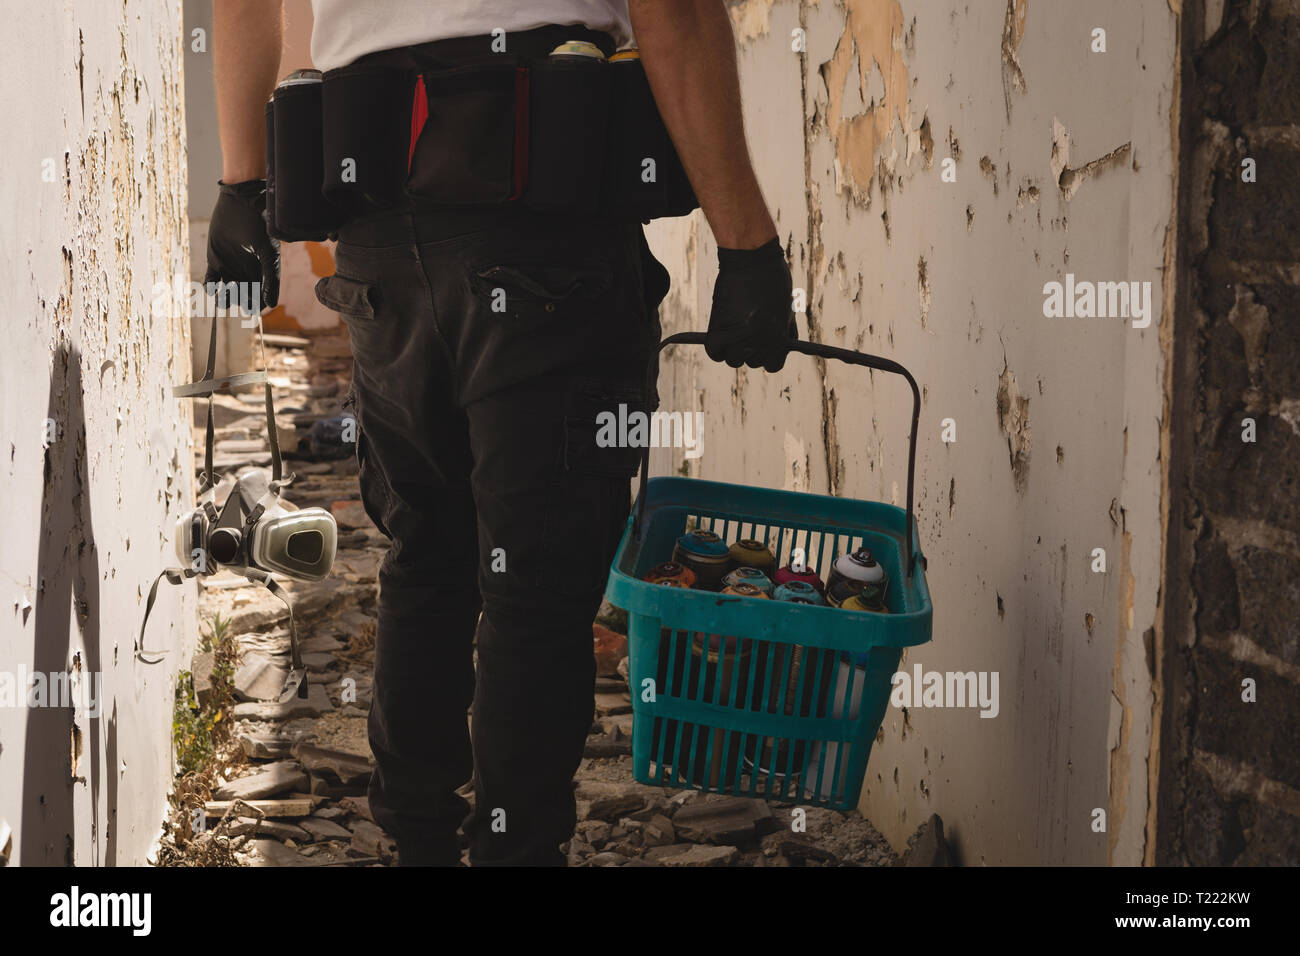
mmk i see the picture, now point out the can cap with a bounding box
[677,529,729,558]
[276,69,323,88]
[644,561,696,587]
[774,580,825,605]
[549,40,607,60]
[722,582,770,598]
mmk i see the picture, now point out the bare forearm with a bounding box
[629,0,776,249]
[214,0,284,183]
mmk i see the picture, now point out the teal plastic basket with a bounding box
[605,334,933,810]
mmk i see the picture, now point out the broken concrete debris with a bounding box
[672,796,775,845]
[299,817,353,842]
[245,818,312,843]
[306,413,361,460]
[593,691,634,717]
[904,813,955,866]
[238,731,296,759]
[233,651,290,702]
[584,725,633,759]
[232,682,331,720]
[204,797,315,819]
[593,623,628,677]
[659,844,740,867]
[350,820,396,861]
[213,762,308,802]
[292,741,375,784]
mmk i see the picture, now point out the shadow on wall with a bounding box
[21,343,116,865]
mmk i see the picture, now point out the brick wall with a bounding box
[1159,0,1300,865]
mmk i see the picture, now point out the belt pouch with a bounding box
[268,79,343,240]
[321,65,412,215]
[604,57,698,221]
[406,57,529,205]
[523,57,611,213]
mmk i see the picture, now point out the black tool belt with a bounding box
[266,25,698,241]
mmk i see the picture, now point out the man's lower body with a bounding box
[316,203,668,865]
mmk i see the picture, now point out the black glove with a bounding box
[205,179,280,312]
[706,237,797,372]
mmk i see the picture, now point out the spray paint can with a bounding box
[773,580,825,605]
[773,563,825,595]
[672,529,731,591]
[773,579,824,735]
[687,628,749,788]
[825,578,859,608]
[769,578,822,742]
[841,586,887,613]
[728,539,776,574]
[827,547,888,597]
[807,658,869,800]
[858,580,889,609]
[691,629,751,660]
[722,567,774,595]
[643,561,696,588]
[838,586,887,668]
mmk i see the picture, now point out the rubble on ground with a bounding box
[902,812,955,866]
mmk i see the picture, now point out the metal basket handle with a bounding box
[634,333,925,580]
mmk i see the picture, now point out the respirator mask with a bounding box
[138,305,338,702]
[173,470,336,583]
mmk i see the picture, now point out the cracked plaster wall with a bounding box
[0,0,194,865]
[645,0,1178,864]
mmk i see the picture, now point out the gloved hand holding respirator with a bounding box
[205,179,281,312]
[705,237,798,373]
[174,470,337,583]
[139,213,334,701]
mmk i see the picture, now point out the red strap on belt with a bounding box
[408,66,529,199]
[408,74,428,173]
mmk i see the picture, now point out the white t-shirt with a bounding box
[310,0,634,72]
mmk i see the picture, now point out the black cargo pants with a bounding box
[315,203,668,865]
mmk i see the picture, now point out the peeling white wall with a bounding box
[647,0,1176,864]
[0,0,194,865]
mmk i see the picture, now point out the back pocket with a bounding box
[536,377,648,596]
[470,260,612,320]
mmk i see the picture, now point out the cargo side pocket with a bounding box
[537,378,647,597]
[314,273,379,321]
[315,272,384,359]
[406,58,529,205]
[561,379,646,478]
[343,384,393,541]
[524,58,611,213]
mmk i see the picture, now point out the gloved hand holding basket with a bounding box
[604,333,933,810]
